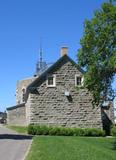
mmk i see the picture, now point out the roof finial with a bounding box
[40,37,43,68]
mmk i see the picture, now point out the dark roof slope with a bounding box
[7,103,25,111]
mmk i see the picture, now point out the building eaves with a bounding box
[6,103,25,111]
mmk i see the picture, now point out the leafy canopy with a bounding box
[78,0,116,106]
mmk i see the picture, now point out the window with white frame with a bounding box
[47,74,56,87]
[75,75,83,86]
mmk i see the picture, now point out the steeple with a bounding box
[39,40,43,69]
[35,42,47,76]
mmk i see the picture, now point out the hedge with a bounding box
[111,126,116,137]
[28,124,105,137]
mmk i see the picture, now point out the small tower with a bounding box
[35,44,47,76]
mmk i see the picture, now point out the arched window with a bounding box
[22,88,26,102]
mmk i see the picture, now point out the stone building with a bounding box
[7,47,114,132]
[16,77,36,105]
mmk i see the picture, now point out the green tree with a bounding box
[78,0,116,106]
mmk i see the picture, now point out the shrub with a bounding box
[27,124,105,137]
[64,128,74,136]
[28,124,37,135]
[111,126,116,137]
[37,125,49,135]
[84,128,105,137]
[49,127,61,135]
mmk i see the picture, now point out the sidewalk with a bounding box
[0,125,32,160]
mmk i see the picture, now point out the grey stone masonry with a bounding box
[27,57,103,128]
[7,104,26,126]
[16,77,36,104]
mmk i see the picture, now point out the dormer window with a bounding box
[47,75,56,87]
[75,75,83,86]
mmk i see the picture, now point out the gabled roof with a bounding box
[26,54,84,91]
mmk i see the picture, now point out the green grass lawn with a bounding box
[26,136,116,160]
[6,125,27,134]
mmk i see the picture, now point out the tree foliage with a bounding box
[78,1,116,106]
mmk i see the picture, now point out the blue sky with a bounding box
[0,0,115,113]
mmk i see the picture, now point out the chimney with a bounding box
[60,47,68,57]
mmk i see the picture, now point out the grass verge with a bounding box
[6,125,27,134]
[26,136,116,160]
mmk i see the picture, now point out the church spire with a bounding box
[35,39,47,76]
[39,39,43,69]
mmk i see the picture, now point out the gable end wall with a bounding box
[27,59,102,128]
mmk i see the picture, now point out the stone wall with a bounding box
[7,104,26,126]
[16,77,36,104]
[27,58,103,128]
[25,94,31,126]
